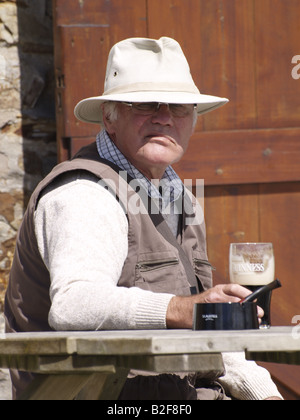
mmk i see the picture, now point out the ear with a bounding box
[101,104,114,134]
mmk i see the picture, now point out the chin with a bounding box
[144,153,176,166]
[145,143,181,160]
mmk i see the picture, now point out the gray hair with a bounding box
[102,101,119,123]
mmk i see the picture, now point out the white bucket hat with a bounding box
[74,37,229,124]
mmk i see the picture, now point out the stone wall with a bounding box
[0,0,57,310]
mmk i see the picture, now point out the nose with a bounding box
[151,104,173,125]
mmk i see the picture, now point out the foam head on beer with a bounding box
[229,243,275,286]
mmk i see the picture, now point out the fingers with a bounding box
[221,284,252,300]
[200,284,251,304]
[257,305,264,319]
[225,285,264,319]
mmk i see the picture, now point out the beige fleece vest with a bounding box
[5,142,212,334]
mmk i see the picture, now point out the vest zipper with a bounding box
[136,258,179,272]
[193,258,216,271]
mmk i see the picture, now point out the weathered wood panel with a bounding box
[255,0,300,128]
[204,181,300,400]
[173,128,300,185]
[53,0,300,399]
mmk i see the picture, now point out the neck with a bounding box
[134,164,167,183]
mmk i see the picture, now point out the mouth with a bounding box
[145,134,176,145]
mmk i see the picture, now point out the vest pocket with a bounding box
[135,253,183,293]
[136,258,179,272]
[192,251,214,291]
[193,258,215,271]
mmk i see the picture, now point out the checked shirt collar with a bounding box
[96,130,184,213]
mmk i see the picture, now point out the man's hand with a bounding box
[166,284,264,329]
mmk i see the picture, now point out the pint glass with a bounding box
[229,243,275,328]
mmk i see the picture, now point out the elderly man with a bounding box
[5,37,282,400]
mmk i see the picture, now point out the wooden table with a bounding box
[0,327,299,400]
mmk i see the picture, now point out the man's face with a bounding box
[103,102,196,180]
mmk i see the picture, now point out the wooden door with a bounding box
[53,0,300,399]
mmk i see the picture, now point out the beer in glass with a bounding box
[229,243,275,328]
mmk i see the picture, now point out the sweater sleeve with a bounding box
[219,352,283,400]
[34,176,174,331]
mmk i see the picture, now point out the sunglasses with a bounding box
[122,102,197,118]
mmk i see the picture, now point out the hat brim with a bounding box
[74,92,229,124]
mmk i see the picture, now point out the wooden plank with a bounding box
[255,0,300,129]
[68,127,300,186]
[0,333,76,356]
[204,183,260,285]
[147,0,257,132]
[0,352,223,376]
[136,353,224,374]
[205,180,300,397]
[0,355,116,374]
[18,374,93,401]
[173,128,300,185]
[53,0,148,161]
[195,0,257,132]
[73,328,300,356]
[259,182,300,327]
[53,0,147,27]
[54,26,106,137]
[2,328,297,358]
[19,370,127,401]
[57,353,225,375]
[205,181,300,323]
[247,351,300,366]
[77,369,129,400]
